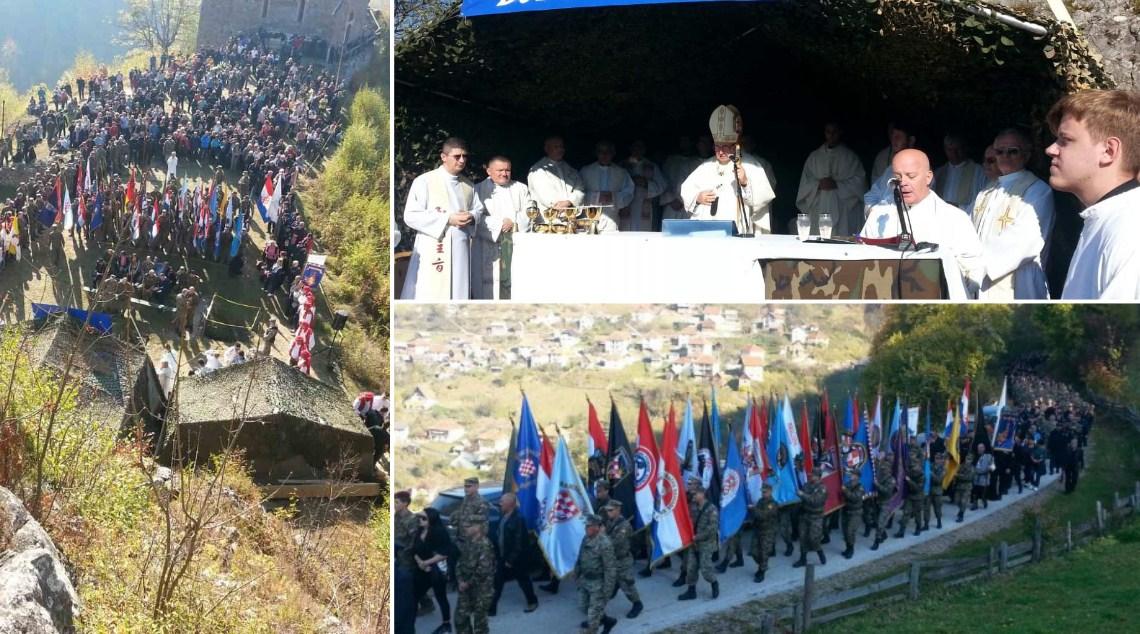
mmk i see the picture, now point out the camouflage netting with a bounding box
[394,0,1113,251]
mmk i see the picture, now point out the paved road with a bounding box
[413,470,1062,633]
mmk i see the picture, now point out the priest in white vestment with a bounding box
[796,122,865,235]
[527,136,585,211]
[742,135,778,239]
[1047,90,1140,299]
[969,129,1055,300]
[621,140,667,231]
[860,149,982,285]
[400,137,483,300]
[661,136,703,221]
[473,155,535,299]
[580,140,632,233]
[864,123,918,213]
[933,134,987,214]
[681,105,775,234]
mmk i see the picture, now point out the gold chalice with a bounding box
[525,205,539,232]
[560,207,579,232]
[586,206,601,234]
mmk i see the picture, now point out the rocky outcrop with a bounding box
[0,487,80,634]
[1071,0,1140,90]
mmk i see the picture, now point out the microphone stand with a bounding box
[731,145,753,237]
[891,180,915,252]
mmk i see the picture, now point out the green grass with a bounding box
[815,519,1140,633]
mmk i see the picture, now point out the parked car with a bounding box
[429,485,504,543]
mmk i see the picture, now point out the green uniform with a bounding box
[685,501,719,584]
[394,509,419,571]
[899,451,925,533]
[925,461,946,526]
[841,481,864,549]
[955,456,975,516]
[604,514,640,604]
[798,481,827,551]
[777,504,797,551]
[750,498,778,571]
[451,493,491,539]
[455,534,495,634]
[575,533,616,634]
[874,460,895,540]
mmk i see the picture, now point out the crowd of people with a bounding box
[395,374,1094,634]
[400,89,1140,301]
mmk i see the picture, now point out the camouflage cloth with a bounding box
[925,461,946,525]
[899,453,925,532]
[685,501,719,585]
[841,481,864,548]
[603,514,640,603]
[874,461,895,539]
[750,498,778,571]
[451,493,491,544]
[955,457,975,515]
[761,258,947,300]
[798,481,828,551]
[455,535,495,634]
[394,509,419,571]
[777,504,797,548]
[576,533,616,634]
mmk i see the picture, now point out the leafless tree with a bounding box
[116,0,202,60]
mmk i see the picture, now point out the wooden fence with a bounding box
[751,480,1140,633]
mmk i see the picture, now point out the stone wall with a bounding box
[0,487,81,634]
[1071,0,1140,90]
[197,0,376,55]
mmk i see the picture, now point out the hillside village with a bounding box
[392,305,878,501]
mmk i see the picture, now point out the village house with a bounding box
[790,326,809,345]
[404,386,437,410]
[692,354,720,378]
[741,355,765,383]
[423,419,466,443]
[598,332,631,355]
[578,315,596,331]
[485,321,510,337]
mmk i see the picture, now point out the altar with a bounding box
[510,233,966,302]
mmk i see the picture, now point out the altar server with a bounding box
[934,134,987,214]
[527,136,585,212]
[580,140,633,232]
[796,122,866,235]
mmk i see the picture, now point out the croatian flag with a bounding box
[77,194,86,228]
[514,395,543,531]
[151,197,160,240]
[257,173,281,222]
[742,398,765,504]
[62,186,73,230]
[651,406,693,564]
[586,398,607,459]
[538,435,593,579]
[535,431,555,531]
[633,398,659,530]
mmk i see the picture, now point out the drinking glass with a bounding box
[796,213,810,240]
[819,213,833,239]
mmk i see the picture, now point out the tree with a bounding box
[116,0,201,59]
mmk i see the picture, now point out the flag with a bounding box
[256,174,273,222]
[225,188,234,222]
[535,431,555,531]
[131,205,140,241]
[677,397,697,486]
[62,186,72,230]
[75,160,84,196]
[766,395,800,506]
[697,402,722,508]
[960,378,971,429]
[502,419,518,494]
[993,377,1015,452]
[230,212,244,258]
[54,176,63,224]
[77,194,86,228]
[799,399,813,481]
[849,400,875,496]
[606,400,636,522]
[719,424,747,543]
[124,168,135,209]
[923,406,932,495]
[906,407,920,437]
[214,211,224,260]
[942,405,962,490]
[651,406,693,563]
[91,192,103,231]
[710,388,721,451]
[151,197,160,240]
[513,396,543,531]
[758,396,771,478]
[991,377,1008,445]
[885,416,908,516]
[633,398,659,530]
[780,394,803,486]
[741,399,765,504]
[820,392,844,514]
[209,185,220,222]
[889,397,903,445]
[83,156,91,193]
[269,171,282,222]
[537,435,593,579]
[586,398,607,460]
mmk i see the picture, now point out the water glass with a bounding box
[819,213,833,239]
[796,213,810,240]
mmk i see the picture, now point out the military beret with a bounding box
[603,499,623,510]
[691,484,707,495]
[464,477,479,485]
[762,483,773,490]
[585,514,604,526]
[811,466,823,477]
[394,490,411,503]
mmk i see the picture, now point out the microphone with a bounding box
[887,177,901,186]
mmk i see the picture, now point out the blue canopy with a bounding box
[462,0,762,18]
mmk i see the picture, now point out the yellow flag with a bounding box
[942,407,961,489]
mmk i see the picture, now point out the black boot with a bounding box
[672,577,686,588]
[817,550,826,565]
[539,580,559,594]
[842,546,853,559]
[956,512,964,523]
[488,605,497,617]
[730,555,745,568]
[711,551,720,563]
[711,580,719,599]
[913,525,921,536]
[792,550,807,567]
[983,500,988,509]
[894,526,906,539]
[658,558,672,569]
[937,517,942,529]
[626,601,643,619]
[769,546,776,557]
[638,566,652,578]
[871,537,881,551]
[885,516,894,530]
[784,543,794,557]
[715,558,729,574]
[863,525,872,538]
[678,585,697,601]
[753,569,765,583]
[922,522,929,531]
[821,533,831,545]
[602,615,618,634]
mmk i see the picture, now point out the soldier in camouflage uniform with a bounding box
[673,477,703,587]
[793,467,827,567]
[895,439,926,538]
[602,500,643,618]
[455,522,495,634]
[871,454,895,550]
[393,491,419,571]
[575,514,617,634]
[925,452,946,529]
[750,483,778,582]
[450,477,491,584]
[678,485,719,600]
[954,444,976,522]
[841,468,864,559]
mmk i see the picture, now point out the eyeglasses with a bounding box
[984,158,997,165]
[993,147,1022,157]
[447,153,470,159]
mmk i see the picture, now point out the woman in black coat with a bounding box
[413,507,453,634]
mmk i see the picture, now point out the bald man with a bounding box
[860,149,983,283]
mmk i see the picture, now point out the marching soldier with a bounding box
[750,483,778,582]
[954,444,976,522]
[602,500,643,618]
[841,468,864,559]
[794,466,827,567]
[673,477,702,587]
[896,439,926,538]
[925,452,946,529]
[455,521,495,634]
[575,514,617,634]
[678,485,719,600]
[871,454,895,550]
[450,477,490,584]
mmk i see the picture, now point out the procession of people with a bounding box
[398,89,1140,301]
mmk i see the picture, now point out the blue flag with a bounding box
[230,213,244,259]
[38,205,55,227]
[766,395,800,506]
[852,401,875,495]
[923,406,932,495]
[213,217,223,260]
[514,396,543,531]
[677,397,697,485]
[90,193,103,231]
[889,398,902,447]
[537,435,593,578]
[710,388,721,451]
[719,425,748,543]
